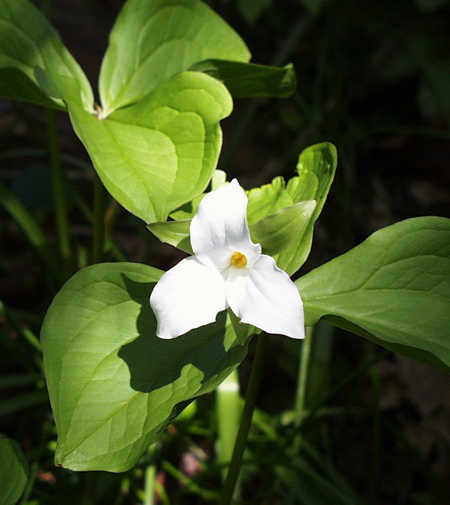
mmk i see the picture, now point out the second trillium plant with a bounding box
[150,180,305,340]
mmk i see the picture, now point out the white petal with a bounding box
[150,256,226,339]
[190,179,260,270]
[225,255,305,339]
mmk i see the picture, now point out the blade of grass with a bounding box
[0,188,58,282]
[0,391,48,416]
[162,461,220,501]
[0,374,40,389]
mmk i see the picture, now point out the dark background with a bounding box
[0,1,449,504]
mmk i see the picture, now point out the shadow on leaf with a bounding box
[118,274,249,396]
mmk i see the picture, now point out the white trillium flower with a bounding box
[150,179,305,340]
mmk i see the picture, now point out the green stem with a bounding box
[293,326,314,453]
[216,369,242,482]
[92,175,106,263]
[48,104,71,270]
[44,0,71,275]
[220,335,265,505]
[19,462,38,505]
[295,326,314,426]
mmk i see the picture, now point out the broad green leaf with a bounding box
[251,200,316,256]
[190,60,296,98]
[297,217,450,370]
[147,219,193,254]
[0,438,28,505]
[278,142,337,274]
[41,262,251,471]
[0,0,93,110]
[99,0,250,116]
[69,71,232,223]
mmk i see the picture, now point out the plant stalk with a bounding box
[292,326,314,453]
[92,174,106,263]
[220,335,265,505]
[295,326,314,426]
[44,0,71,275]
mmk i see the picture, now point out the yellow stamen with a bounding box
[230,251,247,268]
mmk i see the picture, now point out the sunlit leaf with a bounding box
[69,71,232,223]
[42,262,251,471]
[297,217,450,370]
[251,200,316,256]
[278,142,337,274]
[99,0,249,116]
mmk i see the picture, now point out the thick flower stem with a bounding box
[220,335,265,505]
[294,326,314,446]
[92,174,106,264]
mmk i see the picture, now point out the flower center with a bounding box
[230,251,247,268]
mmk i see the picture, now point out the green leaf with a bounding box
[190,60,296,98]
[99,0,249,116]
[147,219,193,254]
[0,438,28,505]
[69,71,232,223]
[251,200,316,256]
[0,0,93,110]
[247,177,294,224]
[148,142,335,266]
[297,217,450,370]
[41,262,251,471]
[278,142,337,274]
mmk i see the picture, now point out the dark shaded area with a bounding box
[119,274,246,393]
[0,0,449,504]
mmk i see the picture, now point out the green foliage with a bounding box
[147,219,193,254]
[297,217,450,370]
[0,0,93,110]
[0,438,28,505]
[250,200,316,256]
[276,142,337,274]
[41,262,251,471]
[190,60,296,98]
[99,0,250,117]
[148,143,336,274]
[68,71,232,223]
